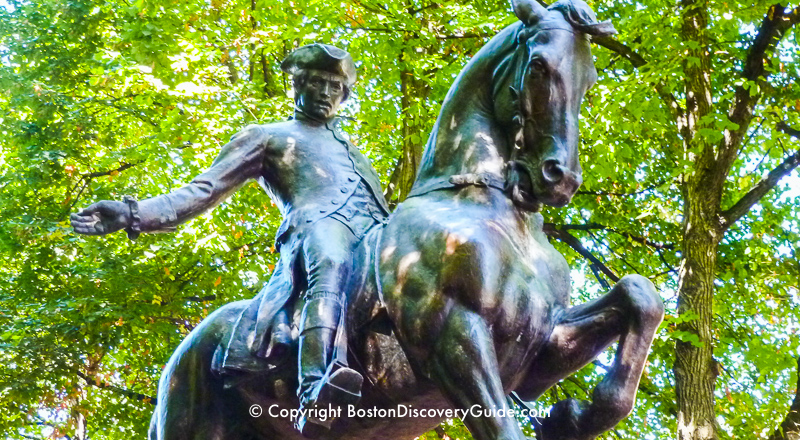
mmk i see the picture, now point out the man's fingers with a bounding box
[70,215,100,227]
[71,203,118,236]
[74,202,104,216]
[74,221,107,235]
[71,222,99,231]
[73,225,101,235]
[76,207,95,215]
[70,216,95,225]
[73,226,93,235]
[70,210,107,236]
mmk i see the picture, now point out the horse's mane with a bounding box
[490,0,615,101]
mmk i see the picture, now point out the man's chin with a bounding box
[305,108,335,121]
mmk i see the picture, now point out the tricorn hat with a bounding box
[281,44,356,86]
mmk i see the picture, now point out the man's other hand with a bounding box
[70,201,131,236]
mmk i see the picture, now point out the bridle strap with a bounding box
[406,173,507,199]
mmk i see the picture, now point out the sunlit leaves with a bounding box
[1,0,799,439]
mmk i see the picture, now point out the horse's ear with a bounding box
[581,21,617,37]
[511,0,547,26]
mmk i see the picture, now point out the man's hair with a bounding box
[292,68,351,101]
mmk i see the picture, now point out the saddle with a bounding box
[209,224,394,388]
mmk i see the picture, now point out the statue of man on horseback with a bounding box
[70,43,389,436]
[72,2,665,440]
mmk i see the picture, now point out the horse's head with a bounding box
[496,0,615,210]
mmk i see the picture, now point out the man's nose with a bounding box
[319,83,331,97]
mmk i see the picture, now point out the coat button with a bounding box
[331,200,337,204]
[320,209,327,213]
[306,219,313,223]
[348,176,356,182]
[340,187,348,193]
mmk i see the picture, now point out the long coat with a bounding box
[136,113,390,373]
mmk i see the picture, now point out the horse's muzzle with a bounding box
[538,158,582,207]
[507,158,582,208]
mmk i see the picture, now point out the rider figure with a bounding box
[70,44,390,435]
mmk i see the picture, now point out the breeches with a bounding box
[300,216,366,300]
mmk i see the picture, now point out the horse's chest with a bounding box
[499,230,571,301]
[484,233,570,369]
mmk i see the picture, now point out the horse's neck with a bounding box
[415,95,507,184]
[413,24,520,188]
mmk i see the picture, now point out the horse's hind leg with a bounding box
[428,304,528,440]
[517,275,664,440]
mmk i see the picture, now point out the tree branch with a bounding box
[768,357,800,440]
[546,222,675,250]
[593,36,645,67]
[576,180,665,197]
[343,26,490,39]
[719,4,800,172]
[83,160,144,179]
[62,160,146,216]
[744,5,800,84]
[778,121,800,139]
[543,225,620,283]
[720,142,800,229]
[76,371,156,405]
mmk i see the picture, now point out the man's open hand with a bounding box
[70,201,131,236]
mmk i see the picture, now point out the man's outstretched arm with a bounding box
[71,125,268,237]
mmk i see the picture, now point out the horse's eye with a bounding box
[529,58,547,74]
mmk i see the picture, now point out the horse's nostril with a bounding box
[541,159,565,184]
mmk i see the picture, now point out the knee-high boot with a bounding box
[295,295,362,435]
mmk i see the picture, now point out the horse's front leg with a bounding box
[517,275,664,440]
[428,303,529,440]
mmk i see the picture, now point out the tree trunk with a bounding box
[385,46,431,206]
[248,0,257,83]
[675,0,720,438]
[674,185,721,440]
[72,409,87,440]
[769,358,800,440]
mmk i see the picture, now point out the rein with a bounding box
[406,25,537,202]
[505,24,540,197]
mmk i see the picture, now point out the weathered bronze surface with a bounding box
[72,1,664,439]
[72,43,392,435]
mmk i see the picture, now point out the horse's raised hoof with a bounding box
[534,398,589,440]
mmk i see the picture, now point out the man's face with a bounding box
[295,69,347,120]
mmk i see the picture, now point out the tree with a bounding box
[572,2,800,439]
[1,0,800,439]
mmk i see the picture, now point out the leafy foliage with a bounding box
[0,0,798,439]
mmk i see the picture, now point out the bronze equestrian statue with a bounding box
[72,1,664,439]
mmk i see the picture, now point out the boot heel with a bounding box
[319,367,363,407]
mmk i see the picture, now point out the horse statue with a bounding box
[147,1,664,439]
